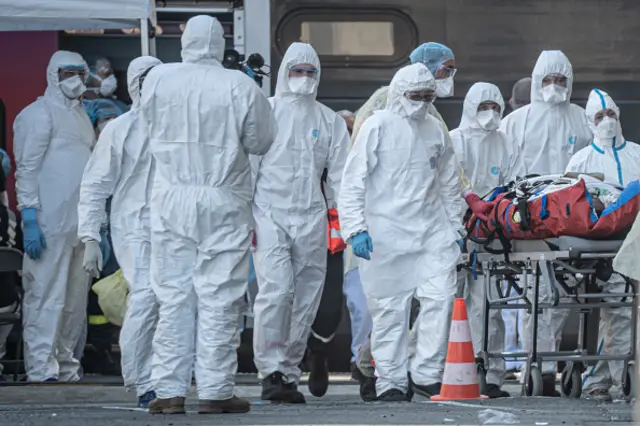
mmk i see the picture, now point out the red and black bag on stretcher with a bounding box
[463,176,640,254]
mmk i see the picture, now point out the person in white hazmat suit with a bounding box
[252,42,349,404]
[339,63,463,402]
[450,82,527,398]
[13,50,96,382]
[140,15,277,415]
[77,56,163,408]
[500,50,592,395]
[565,88,640,401]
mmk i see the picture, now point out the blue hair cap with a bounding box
[409,42,455,75]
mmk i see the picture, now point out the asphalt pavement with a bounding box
[0,375,635,426]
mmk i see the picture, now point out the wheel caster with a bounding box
[525,365,544,397]
[623,364,637,400]
[560,364,582,398]
[477,364,487,394]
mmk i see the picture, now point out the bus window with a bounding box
[300,21,394,56]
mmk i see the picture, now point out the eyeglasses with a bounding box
[477,102,501,113]
[404,91,435,103]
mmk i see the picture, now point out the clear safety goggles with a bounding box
[542,73,568,87]
[288,66,318,78]
[594,108,618,124]
[59,66,88,83]
[404,90,436,103]
[477,101,501,113]
[435,65,457,79]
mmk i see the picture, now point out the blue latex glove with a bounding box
[0,149,11,177]
[352,231,373,260]
[21,208,46,260]
[99,228,111,265]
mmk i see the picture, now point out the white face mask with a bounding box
[399,97,428,120]
[288,76,317,95]
[435,77,454,98]
[99,75,118,97]
[594,117,618,145]
[476,110,501,130]
[541,84,568,104]
[59,75,86,99]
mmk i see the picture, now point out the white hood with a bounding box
[44,50,87,107]
[180,15,225,65]
[531,50,574,103]
[386,63,436,118]
[274,42,321,100]
[127,55,163,109]
[458,82,505,130]
[585,88,625,147]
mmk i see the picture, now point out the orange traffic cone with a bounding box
[431,298,488,401]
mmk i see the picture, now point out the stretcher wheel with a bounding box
[476,364,487,394]
[525,366,544,397]
[560,365,582,398]
[623,364,637,399]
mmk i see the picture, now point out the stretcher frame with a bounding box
[460,236,638,398]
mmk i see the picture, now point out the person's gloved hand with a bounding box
[21,208,46,260]
[352,231,373,260]
[83,240,103,278]
[99,229,111,265]
[464,192,494,222]
[0,149,11,177]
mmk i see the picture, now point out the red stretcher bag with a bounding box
[464,177,640,247]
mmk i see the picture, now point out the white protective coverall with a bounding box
[339,63,462,394]
[450,82,527,387]
[78,56,163,396]
[500,50,592,378]
[565,89,638,394]
[14,51,95,382]
[252,42,349,383]
[141,16,277,400]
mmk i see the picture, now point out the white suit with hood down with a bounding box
[78,56,163,396]
[566,89,636,394]
[450,82,527,388]
[140,16,277,400]
[339,63,461,394]
[500,51,592,379]
[14,50,95,381]
[252,42,349,383]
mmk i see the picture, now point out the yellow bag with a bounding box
[91,269,129,327]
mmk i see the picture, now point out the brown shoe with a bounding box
[148,397,186,414]
[198,396,250,414]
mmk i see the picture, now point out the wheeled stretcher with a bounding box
[460,236,637,398]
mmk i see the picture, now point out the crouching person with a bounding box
[338,63,462,401]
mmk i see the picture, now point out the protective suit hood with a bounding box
[180,15,225,65]
[274,42,321,101]
[459,82,505,130]
[386,63,436,119]
[127,56,163,109]
[45,50,88,107]
[585,88,625,148]
[531,50,573,103]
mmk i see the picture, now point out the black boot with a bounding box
[484,383,510,398]
[358,374,377,402]
[542,374,560,397]
[307,351,329,397]
[410,381,442,399]
[261,372,306,404]
[377,388,409,402]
